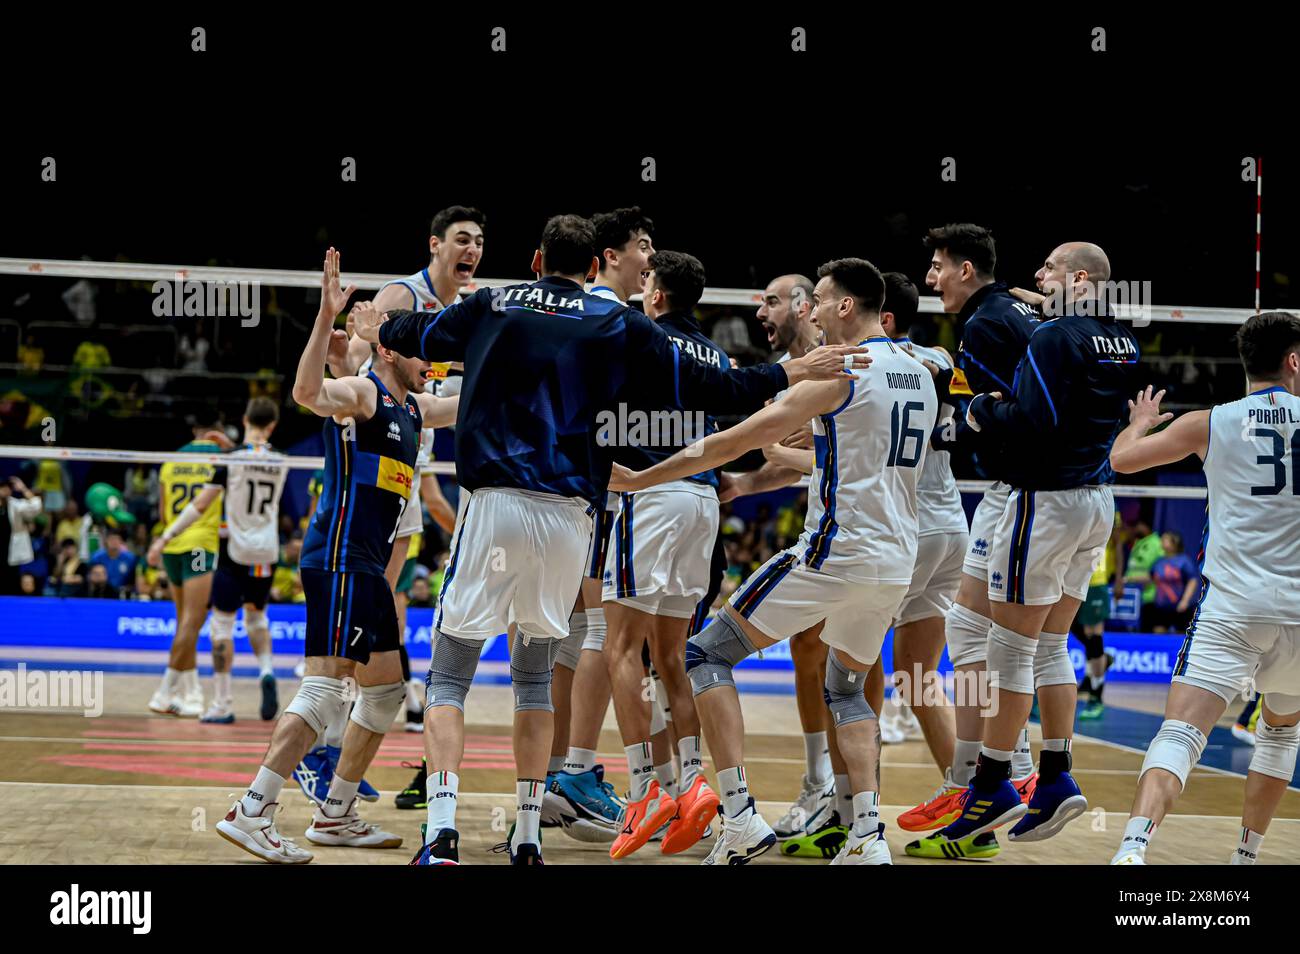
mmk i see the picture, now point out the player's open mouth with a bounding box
[640,270,650,285]
[762,322,777,343]
[455,261,475,278]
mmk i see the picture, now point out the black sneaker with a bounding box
[410,828,459,865]
[395,760,427,810]
[259,673,279,721]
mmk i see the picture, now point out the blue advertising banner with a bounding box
[0,597,1183,683]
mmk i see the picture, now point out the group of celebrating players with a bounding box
[145,202,1297,866]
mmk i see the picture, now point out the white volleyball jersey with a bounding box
[215,442,288,566]
[1199,386,1300,622]
[396,427,437,537]
[384,268,447,312]
[799,336,938,584]
[894,338,967,536]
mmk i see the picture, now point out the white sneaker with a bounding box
[702,800,776,865]
[200,701,236,724]
[1230,847,1257,865]
[293,659,306,678]
[216,801,313,864]
[148,686,183,716]
[774,774,833,838]
[1110,849,1147,865]
[830,824,892,865]
[898,705,924,740]
[881,717,906,745]
[1231,724,1257,746]
[305,799,403,848]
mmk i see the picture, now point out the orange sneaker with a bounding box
[897,769,969,832]
[661,776,720,855]
[1013,772,1038,804]
[610,780,678,860]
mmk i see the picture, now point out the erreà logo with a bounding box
[388,422,401,441]
[50,884,151,934]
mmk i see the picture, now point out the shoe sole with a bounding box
[727,832,777,865]
[395,797,427,810]
[905,838,1000,861]
[260,678,278,721]
[610,799,679,860]
[216,821,313,864]
[200,716,236,724]
[946,802,1027,842]
[305,830,403,849]
[661,789,721,855]
[563,819,619,843]
[896,806,962,833]
[781,827,848,859]
[1008,795,1088,843]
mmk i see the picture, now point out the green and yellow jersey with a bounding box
[159,440,223,555]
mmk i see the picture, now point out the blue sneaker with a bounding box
[323,744,380,802]
[552,765,624,826]
[1008,771,1087,842]
[292,745,334,807]
[935,779,1026,842]
[409,828,459,865]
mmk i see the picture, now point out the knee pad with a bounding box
[209,610,235,644]
[350,681,405,733]
[243,607,268,639]
[1249,711,1300,781]
[1140,719,1207,790]
[986,623,1037,695]
[1083,632,1105,660]
[426,630,481,712]
[1034,631,1075,688]
[285,676,349,736]
[554,627,584,672]
[946,604,991,668]
[581,608,606,652]
[685,611,755,696]
[511,633,560,712]
[823,652,877,727]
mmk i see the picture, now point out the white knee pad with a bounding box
[1250,711,1300,781]
[350,681,405,733]
[210,610,236,644]
[581,608,606,653]
[946,603,991,668]
[1033,631,1075,688]
[554,626,584,672]
[986,624,1036,695]
[285,676,349,736]
[244,607,269,639]
[1139,719,1207,790]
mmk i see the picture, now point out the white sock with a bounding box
[717,765,750,817]
[242,765,284,816]
[182,668,200,694]
[953,738,982,786]
[584,608,606,647]
[564,746,596,775]
[256,652,274,678]
[547,754,565,774]
[323,775,359,817]
[835,773,852,824]
[1012,727,1035,779]
[804,730,830,784]
[425,770,459,839]
[1233,826,1263,864]
[626,742,655,801]
[655,762,678,798]
[512,778,545,849]
[213,670,232,706]
[980,745,1015,764]
[163,666,181,692]
[1118,815,1156,856]
[324,702,348,748]
[851,790,880,837]
[677,735,704,791]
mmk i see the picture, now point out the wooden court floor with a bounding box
[2,671,1297,865]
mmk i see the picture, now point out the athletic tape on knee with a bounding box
[685,612,755,696]
[426,630,481,712]
[823,652,877,727]
[946,603,992,668]
[511,633,560,712]
[209,610,235,644]
[1140,719,1207,789]
[986,623,1037,695]
[350,681,406,733]
[244,608,268,639]
[1034,631,1075,688]
[581,608,605,653]
[285,676,348,736]
[1249,711,1300,781]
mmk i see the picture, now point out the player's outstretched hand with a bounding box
[320,247,357,319]
[786,344,872,383]
[350,300,386,344]
[607,462,645,493]
[1128,385,1174,432]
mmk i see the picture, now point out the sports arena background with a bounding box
[0,146,1293,690]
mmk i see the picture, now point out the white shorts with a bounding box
[1173,616,1300,705]
[987,485,1112,606]
[963,482,1011,578]
[435,487,592,641]
[729,548,908,666]
[602,483,719,619]
[896,530,967,626]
